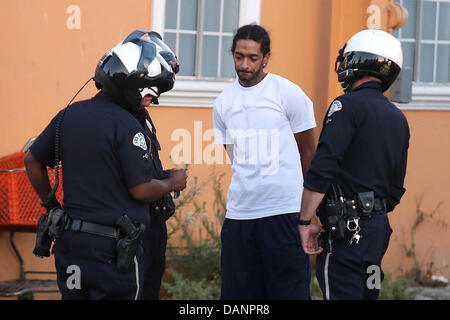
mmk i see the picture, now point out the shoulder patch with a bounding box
[133,132,147,151]
[328,100,343,117]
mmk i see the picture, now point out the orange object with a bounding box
[0,152,63,231]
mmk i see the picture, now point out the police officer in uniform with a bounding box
[24,30,187,300]
[297,29,410,300]
[138,91,178,300]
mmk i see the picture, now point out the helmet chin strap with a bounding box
[338,69,356,93]
[140,87,158,98]
[334,43,347,73]
[335,43,356,93]
[140,87,160,104]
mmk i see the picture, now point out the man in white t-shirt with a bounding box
[213,24,317,299]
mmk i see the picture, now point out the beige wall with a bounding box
[0,0,152,156]
[384,111,450,277]
[261,0,333,122]
[0,0,449,300]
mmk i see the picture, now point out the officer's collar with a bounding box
[351,81,382,92]
[93,90,114,102]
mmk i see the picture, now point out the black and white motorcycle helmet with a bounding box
[335,29,403,92]
[94,29,179,107]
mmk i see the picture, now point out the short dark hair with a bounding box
[231,24,271,56]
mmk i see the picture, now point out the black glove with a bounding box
[33,214,52,258]
[33,195,62,258]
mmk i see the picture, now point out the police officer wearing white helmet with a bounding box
[24,30,187,299]
[296,29,410,299]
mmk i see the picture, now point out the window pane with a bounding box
[221,36,235,78]
[179,34,196,76]
[180,0,198,30]
[402,42,416,77]
[223,0,240,33]
[419,43,435,82]
[201,35,219,77]
[165,0,178,29]
[421,1,436,40]
[436,45,450,83]
[438,3,450,41]
[402,0,417,38]
[204,0,221,32]
[163,32,177,54]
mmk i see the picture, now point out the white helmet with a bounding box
[94,29,179,107]
[335,29,403,92]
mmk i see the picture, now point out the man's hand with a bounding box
[168,168,188,192]
[298,224,324,255]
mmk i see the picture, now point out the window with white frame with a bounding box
[393,0,450,84]
[151,0,261,107]
[164,0,239,79]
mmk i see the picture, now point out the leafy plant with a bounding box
[161,168,225,300]
[379,273,422,300]
[162,270,219,300]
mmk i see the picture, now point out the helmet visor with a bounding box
[141,36,177,73]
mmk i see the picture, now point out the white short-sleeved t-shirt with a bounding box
[213,73,316,220]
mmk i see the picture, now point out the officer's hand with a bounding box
[168,169,188,192]
[298,224,324,255]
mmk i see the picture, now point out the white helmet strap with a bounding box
[140,87,159,98]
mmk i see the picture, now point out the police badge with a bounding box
[328,100,343,117]
[133,132,147,151]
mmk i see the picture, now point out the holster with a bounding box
[33,214,52,258]
[47,208,68,240]
[115,215,146,272]
[316,184,346,240]
[33,207,68,258]
[356,191,374,218]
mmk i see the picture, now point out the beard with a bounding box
[236,63,265,86]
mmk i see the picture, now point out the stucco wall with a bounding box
[0,0,448,300]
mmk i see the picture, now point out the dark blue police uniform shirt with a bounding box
[304,82,410,212]
[142,109,164,175]
[30,91,156,227]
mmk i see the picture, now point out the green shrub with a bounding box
[162,270,220,300]
[161,169,225,300]
[379,273,422,300]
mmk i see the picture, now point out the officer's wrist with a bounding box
[40,195,61,214]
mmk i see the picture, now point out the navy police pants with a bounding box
[220,213,311,300]
[315,211,392,300]
[53,231,144,300]
[141,212,168,300]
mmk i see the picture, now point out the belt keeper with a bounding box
[71,219,82,232]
